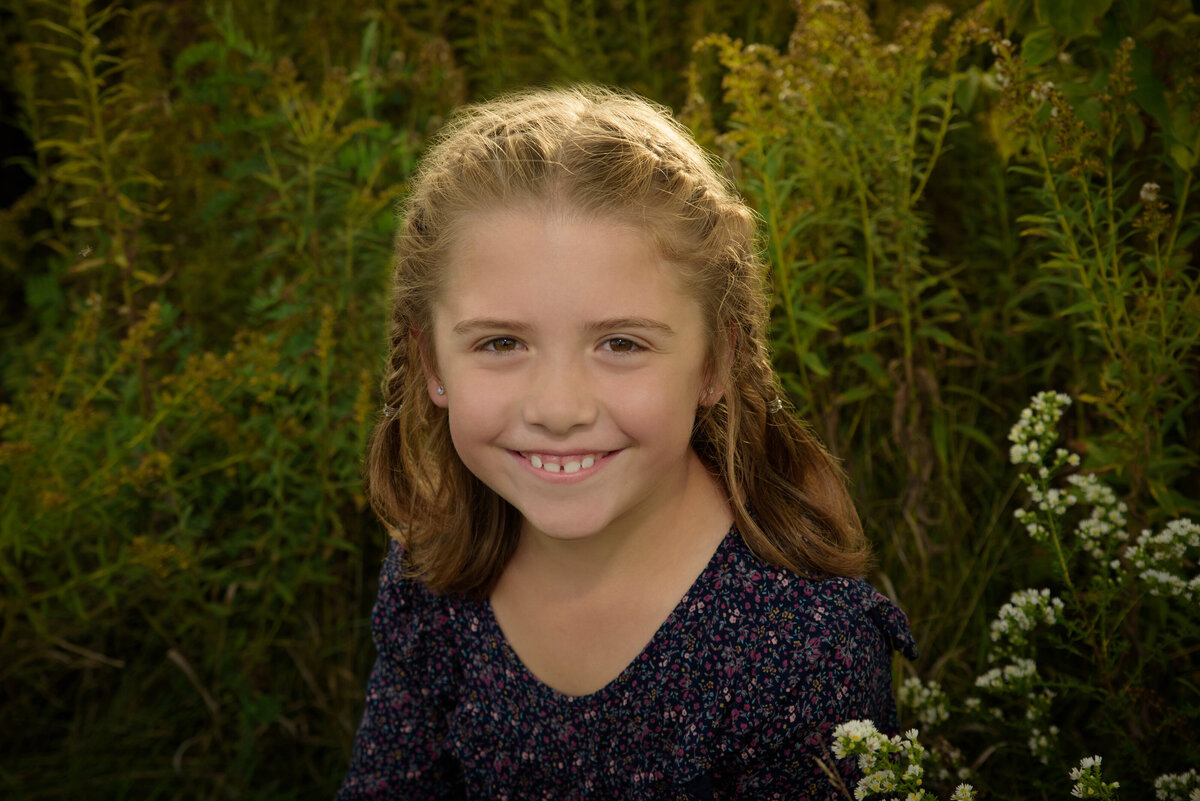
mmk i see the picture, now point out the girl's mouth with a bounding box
[517,451,611,475]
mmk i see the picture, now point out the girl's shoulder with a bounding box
[665,529,914,781]
[371,538,466,652]
[703,531,919,662]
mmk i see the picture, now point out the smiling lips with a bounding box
[519,451,610,474]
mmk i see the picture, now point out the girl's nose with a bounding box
[522,356,598,434]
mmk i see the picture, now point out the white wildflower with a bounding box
[1070,754,1120,798]
[1126,519,1200,602]
[989,588,1063,654]
[833,719,886,759]
[1028,727,1053,764]
[976,657,1038,690]
[1008,391,1071,467]
[1156,769,1200,801]
[1030,81,1055,102]
[899,677,950,726]
[951,785,976,801]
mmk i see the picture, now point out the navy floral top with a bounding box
[338,529,917,800]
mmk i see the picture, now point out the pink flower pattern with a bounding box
[338,529,916,800]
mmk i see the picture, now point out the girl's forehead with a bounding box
[451,204,642,248]
[434,209,705,323]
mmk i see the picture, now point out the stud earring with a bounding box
[436,385,445,395]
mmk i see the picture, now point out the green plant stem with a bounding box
[752,137,806,379]
[909,77,956,206]
[1030,132,1082,261]
[1077,175,1132,347]
[1040,489,1076,597]
[1103,118,1119,294]
[1164,126,1200,257]
[1036,474,1119,696]
[1029,131,1127,367]
[70,0,150,417]
[847,146,877,333]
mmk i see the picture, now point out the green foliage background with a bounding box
[0,0,1196,798]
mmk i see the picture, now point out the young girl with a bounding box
[338,86,916,800]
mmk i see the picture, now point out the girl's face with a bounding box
[426,209,721,546]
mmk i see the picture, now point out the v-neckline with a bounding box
[482,527,737,702]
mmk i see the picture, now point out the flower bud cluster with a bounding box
[1070,755,1120,799]
[1126,519,1200,601]
[989,588,1064,654]
[1008,392,1072,467]
[1026,724,1061,764]
[1135,179,1171,236]
[950,785,976,801]
[975,657,1037,691]
[830,721,971,801]
[1029,80,1054,102]
[1154,768,1200,801]
[898,676,950,726]
[852,767,899,799]
[1009,392,1132,578]
[1008,686,1060,763]
[1013,506,1050,542]
[1066,474,1128,560]
[831,718,888,760]
[1023,485,1076,516]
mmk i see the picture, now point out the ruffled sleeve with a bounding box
[336,539,464,800]
[721,576,917,800]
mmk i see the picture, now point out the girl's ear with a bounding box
[414,327,449,408]
[698,364,726,407]
[426,374,448,408]
[699,328,735,407]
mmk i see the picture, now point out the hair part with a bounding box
[365,85,871,597]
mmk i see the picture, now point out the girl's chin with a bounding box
[520,522,608,543]
[516,511,623,544]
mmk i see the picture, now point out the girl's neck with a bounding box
[488,452,732,696]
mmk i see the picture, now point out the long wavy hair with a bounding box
[365,85,871,597]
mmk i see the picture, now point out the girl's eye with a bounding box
[481,337,521,352]
[604,338,642,354]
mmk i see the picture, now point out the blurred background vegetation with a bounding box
[0,0,1196,798]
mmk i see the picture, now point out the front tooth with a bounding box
[563,461,581,474]
[530,454,543,469]
[544,462,561,473]
[581,456,595,469]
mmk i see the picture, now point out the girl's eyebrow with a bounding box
[585,317,676,337]
[451,318,532,336]
[450,317,675,336]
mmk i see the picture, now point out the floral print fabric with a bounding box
[337,529,917,800]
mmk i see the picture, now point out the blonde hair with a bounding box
[366,86,870,597]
